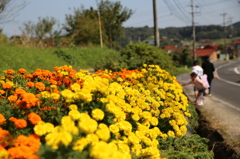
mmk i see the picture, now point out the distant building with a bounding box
[228,39,240,58]
[163,45,182,54]
[145,40,155,45]
[190,43,220,60]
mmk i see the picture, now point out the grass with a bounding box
[0,43,113,74]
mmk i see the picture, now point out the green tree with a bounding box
[63,6,104,45]
[97,0,133,48]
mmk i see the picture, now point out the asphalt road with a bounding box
[211,59,240,109]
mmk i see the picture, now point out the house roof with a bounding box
[201,43,219,50]
[191,48,216,57]
[163,45,179,50]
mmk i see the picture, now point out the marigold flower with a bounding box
[91,108,105,121]
[0,90,5,95]
[8,134,40,159]
[20,93,40,108]
[0,145,8,158]
[0,114,6,125]
[2,83,11,89]
[18,68,27,74]
[26,82,35,87]
[35,82,45,91]
[0,128,11,147]
[13,119,27,129]
[8,95,18,102]
[6,69,14,75]
[28,113,41,125]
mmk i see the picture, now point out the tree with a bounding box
[0,0,28,24]
[97,0,133,48]
[64,6,103,45]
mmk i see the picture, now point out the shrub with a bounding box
[95,43,176,74]
[119,43,176,73]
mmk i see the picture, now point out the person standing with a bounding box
[191,60,203,102]
[202,56,220,95]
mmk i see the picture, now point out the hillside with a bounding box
[117,21,240,47]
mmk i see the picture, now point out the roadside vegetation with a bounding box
[0,0,222,158]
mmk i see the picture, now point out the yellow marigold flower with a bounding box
[68,104,78,110]
[34,121,47,136]
[131,113,140,121]
[50,85,57,88]
[95,124,111,141]
[167,130,175,137]
[45,128,72,149]
[160,133,168,140]
[150,117,158,126]
[73,137,90,152]
[143,64,147,67]
[45,123,54,133]
[86,133,99,143]
[109,124,119,134]
[40,91,50,98]
[142,111,152,120]
[128,132,140,144]
[50,93,60,100]
[68,110,81,120]
[70,83,81,92]
[0,146,8,158]
[91,108,104,121]
[78,118,98,134]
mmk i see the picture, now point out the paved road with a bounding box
[211,60,240,109]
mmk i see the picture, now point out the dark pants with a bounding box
[207,77,213,94]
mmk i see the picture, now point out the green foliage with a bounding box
[95,42,176,73]
[119,43,176,73]
[159,135,214,159]
[63,7,103,45]
[171,49,193,67]
[54,50,76,65]
[98,0,133,47]
[0,44,111,73]
[94,50,125,71]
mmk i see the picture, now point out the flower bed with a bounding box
[0,64,191,159]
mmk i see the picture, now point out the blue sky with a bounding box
[1,0,240,36]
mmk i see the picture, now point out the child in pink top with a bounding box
[182,72,207,105]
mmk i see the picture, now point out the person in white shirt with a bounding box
[191,60,203,102]
[182,72,207,105]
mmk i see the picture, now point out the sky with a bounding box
[1,0,240,37]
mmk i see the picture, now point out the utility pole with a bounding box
[191,0,196,60]
[98,10,103,48]
[153,0,160,47]
[228,16,234,43]
[220,12,227,59]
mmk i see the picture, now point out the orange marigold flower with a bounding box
[53,66,60,72]
[15,88,26,96]
[6,69,14,75]
[21,93,40,108]
[35,82,45,91]
[8,134,40,159]
[13,119,27,129]
[2,83,12,89]
[8,95,18,102]
[26,82,35,87]
[0,90,5,95]
[9,117,17,122]
[0,114,6,125]
[0,128,11,147]
[18,68,27,74]
[28,113,41,125]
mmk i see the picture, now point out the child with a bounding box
[182,72,207,105]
